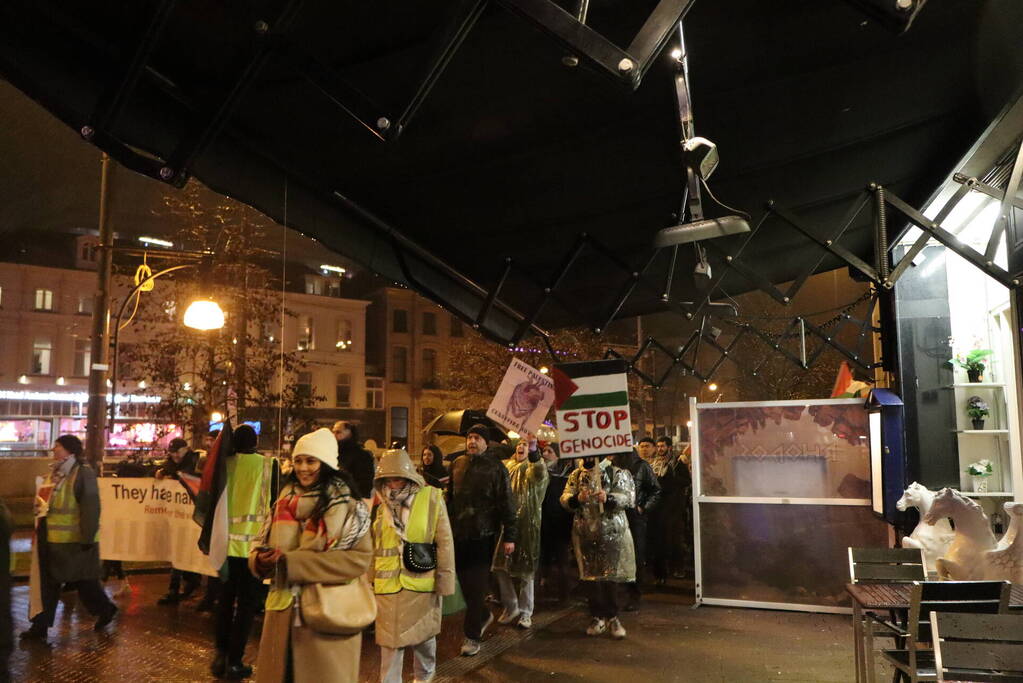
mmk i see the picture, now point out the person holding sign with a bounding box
[447,424,517,657]
[21,435,117,641]
[560,456,636,640]
[492,433,548,629]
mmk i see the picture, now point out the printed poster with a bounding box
[486,358,555,435]
[553,359,633,458]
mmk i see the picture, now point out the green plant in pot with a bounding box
[948,349,993,382]
[966,395,989,430]
[966,458,994,493]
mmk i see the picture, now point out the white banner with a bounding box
[486,358,555,435]
[99,478,217,576]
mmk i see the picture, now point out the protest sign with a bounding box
[553,359,633,458]
[99,478,217,576]
[486,358,555,435]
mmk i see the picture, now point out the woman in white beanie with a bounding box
[371,449,455,683]
[249,428,372,682]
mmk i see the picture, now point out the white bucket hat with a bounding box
[292,428,339,470]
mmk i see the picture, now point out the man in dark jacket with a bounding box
[614,447,661,609]
[156,438,201,605]
[332,421,375,501]
[447,424,517,657]
[21,435,117,641]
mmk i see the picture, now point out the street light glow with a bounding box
[320,264,346,274]
[183,299,225,331]
[708,383,718,391]
[539,366,550,374]
[211,411,224,423]
[138,236,174,248]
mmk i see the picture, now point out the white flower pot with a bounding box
[972,476,989,493]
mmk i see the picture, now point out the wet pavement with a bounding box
[10,572,865,682]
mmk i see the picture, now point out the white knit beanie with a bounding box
[292,428,339,470]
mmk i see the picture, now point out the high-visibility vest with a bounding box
[227,452,274,558]
[47,465,99,544]
[373,486,441,595]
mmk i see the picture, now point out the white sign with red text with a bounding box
[553,359,633,458]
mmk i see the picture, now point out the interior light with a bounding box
[670,48,683,60]
[539,366,550,374]
[686,420,692,427]
[56,376,66,386]
[18,375,28,385]
[137,380,147,389]
[138,236,174,248]
[708,383,718,391]
[183,299,226,331]
[183,382,191,391]
[654,215,751,248]
[320,265,346,274]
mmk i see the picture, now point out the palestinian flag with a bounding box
[553,359,630,411]
[194,421,233,574]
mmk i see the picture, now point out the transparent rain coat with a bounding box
[492,453,549,578]
[560,459,636,582]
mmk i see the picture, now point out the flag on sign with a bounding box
[553,359,633,459]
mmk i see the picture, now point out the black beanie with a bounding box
[466,423,490,441]
[234,424,258,452]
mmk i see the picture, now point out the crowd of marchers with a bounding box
[17,421,693,683]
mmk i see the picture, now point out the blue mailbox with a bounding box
[865,388,908,524]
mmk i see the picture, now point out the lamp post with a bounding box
[107,263,225,440]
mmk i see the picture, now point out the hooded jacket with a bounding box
[370,449,455,649]
[560,459,636,582]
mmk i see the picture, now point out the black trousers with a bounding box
[587,581,618,619]
[626,511,647,600]
[455,536,496,640]
[168,569,201,594]
[214,557,260,663]
[32,534,113,629]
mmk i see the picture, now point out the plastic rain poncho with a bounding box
[492,453,549,578]
[560,459,636,582]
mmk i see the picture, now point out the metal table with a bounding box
[846,582,1023,683]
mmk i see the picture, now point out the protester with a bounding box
[212,424,278,679]
[419,445,449,489]
[648,436,686,586]
[21,435,117,641]
[492,434,548,629]
[371,448,454,683]
[614,447,661,610]
[333,421,375,501]
[560,456,635,640]
[156,438,201,605]
[636,437,655,465]
[538,443,574,603]
[447,424,516,656]
[250,428,372,683]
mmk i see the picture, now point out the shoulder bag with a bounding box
[300,575,377,635]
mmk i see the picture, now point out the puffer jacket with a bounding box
[447,447,517,543]
[615,451,661,513]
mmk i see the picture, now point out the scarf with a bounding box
[383,480,418,535]
[261,479,370,555]
[652,455,672,478]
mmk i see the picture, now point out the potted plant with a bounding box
[948,349,994,382]
[966,396,990,430]
[965,459,994,493]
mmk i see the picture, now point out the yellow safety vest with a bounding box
[47,465,99,544]
[227,452,274,558]
[373,486,441,595]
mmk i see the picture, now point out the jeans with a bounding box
[215,556,260,664]
[495,571,535,619]
[379,637,437,682]
[586,581,618,620]
[454,536,496,640]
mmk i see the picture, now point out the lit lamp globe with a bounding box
[183,299,225,331]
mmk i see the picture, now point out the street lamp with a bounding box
[184,298,226,330]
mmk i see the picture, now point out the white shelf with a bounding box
[953,429,1009,434]
[963,491,1014,497]
[947,383,1006,388]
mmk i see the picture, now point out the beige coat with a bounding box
[250,485,373,683]
[370,449,456,649]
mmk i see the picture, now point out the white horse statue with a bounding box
[923,488,998,580]
[985,502,1023,584]
[896,482,954,575]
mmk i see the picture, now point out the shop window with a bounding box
[422,312,437,335]
[450,315,463,338]
[392,309,408,333]
[297,315,315,350]
[32,338,52,375]
[73,338,91,377]
[335,319,353,351]
[390,406,409,445]
[335,373,352,407]
[366,377,384,409]
[296,371,313,400]
[34,289,53,311]
[77,294,93,315]
[392,346,408,383]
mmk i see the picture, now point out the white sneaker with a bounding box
[480,611,495,637]
[586,618,607,636]
[609,617,626,640]
[460,638,481,656]
[498,608,521,625]
[517,615,532,629]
